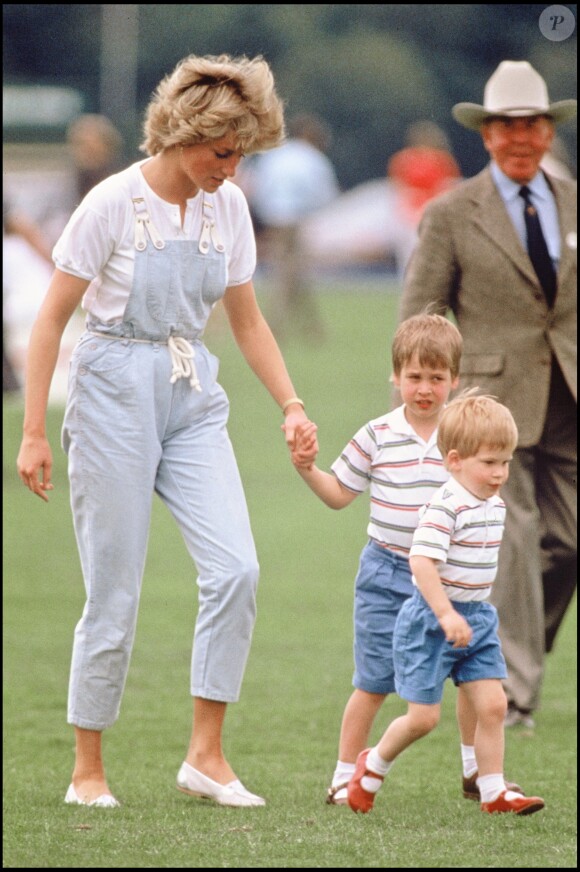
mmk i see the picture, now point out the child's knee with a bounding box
[488,689,508,723]
[408,705,440,737]
[475,683,508,725]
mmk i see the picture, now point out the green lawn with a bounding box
[3,284,577,867]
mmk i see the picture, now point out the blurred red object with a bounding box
[387,146,461,220]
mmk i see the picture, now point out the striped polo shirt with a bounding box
[409,476,507,602]
[331,405,448,556]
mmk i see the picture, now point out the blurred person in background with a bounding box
[386,120,461,280]
[66,113,125,205]
[398,61,577,730]
[247,112,340,342]
[3,200,53,394]
[16,52,314,810]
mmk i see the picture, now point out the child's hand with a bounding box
[291,421,319,469]
[439,610,472,649]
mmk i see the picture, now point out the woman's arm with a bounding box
[17,269,90,501]
[222,280,309,445]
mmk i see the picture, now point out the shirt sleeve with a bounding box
[222,183,256,287]
[331,422,375,493]
[52,182,123,280]
[409,499,453,562]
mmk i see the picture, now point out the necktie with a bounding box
[519,186,556,307]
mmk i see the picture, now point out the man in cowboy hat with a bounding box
[397,61,577,730]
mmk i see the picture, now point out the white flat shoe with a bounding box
[177,762,266,807]
[64,783,120,808]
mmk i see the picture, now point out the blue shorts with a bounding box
[353,540,414,694]
[393,590,507,704]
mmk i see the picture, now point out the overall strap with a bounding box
[199,197,225,255]
[131,196,165,251]
[127,164,165,251]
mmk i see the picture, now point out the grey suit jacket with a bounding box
[399,166,577,446]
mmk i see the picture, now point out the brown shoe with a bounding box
[326,782,349,805]
[462,772,523,801]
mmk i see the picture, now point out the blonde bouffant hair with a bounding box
[140,53,285,156]
[437,390,518,460]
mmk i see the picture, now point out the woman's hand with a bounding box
[17,435,54,502]
[280,406,309,450]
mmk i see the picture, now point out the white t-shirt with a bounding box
[331,405,449,556]
[52,160,256,325]
[409,476,507,602]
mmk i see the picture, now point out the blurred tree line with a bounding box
[3,4,577,189]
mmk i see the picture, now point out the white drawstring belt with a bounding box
[168,336,202,391]
[88,331,202,391]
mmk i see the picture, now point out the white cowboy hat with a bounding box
[452,61,577,130]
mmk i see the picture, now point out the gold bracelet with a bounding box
[281,396,305,415]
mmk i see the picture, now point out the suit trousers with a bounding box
[491,360,577,712]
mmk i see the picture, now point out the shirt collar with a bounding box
[391,404,438,447]
[490,161,551,205]
[390,404,413,435]
[443,474,497,507]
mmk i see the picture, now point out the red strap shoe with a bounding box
[347,748,384,814]
[481,790,545,815]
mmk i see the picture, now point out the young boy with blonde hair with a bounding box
[291,315,522,806]
[346,393,545,815]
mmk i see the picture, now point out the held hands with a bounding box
[290,421,319,469]
[439,609,472,649]
[281,417,319,470]
[16,435,54,502]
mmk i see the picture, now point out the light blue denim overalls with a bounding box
[63,181,259,730]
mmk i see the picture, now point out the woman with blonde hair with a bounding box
[17,53,312,809]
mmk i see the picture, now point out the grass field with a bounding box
[3,284,577,867]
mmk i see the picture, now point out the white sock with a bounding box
[332,760,355,788]
[361,747,393,793]
[461,744,478,778]
[477,773,508,803]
